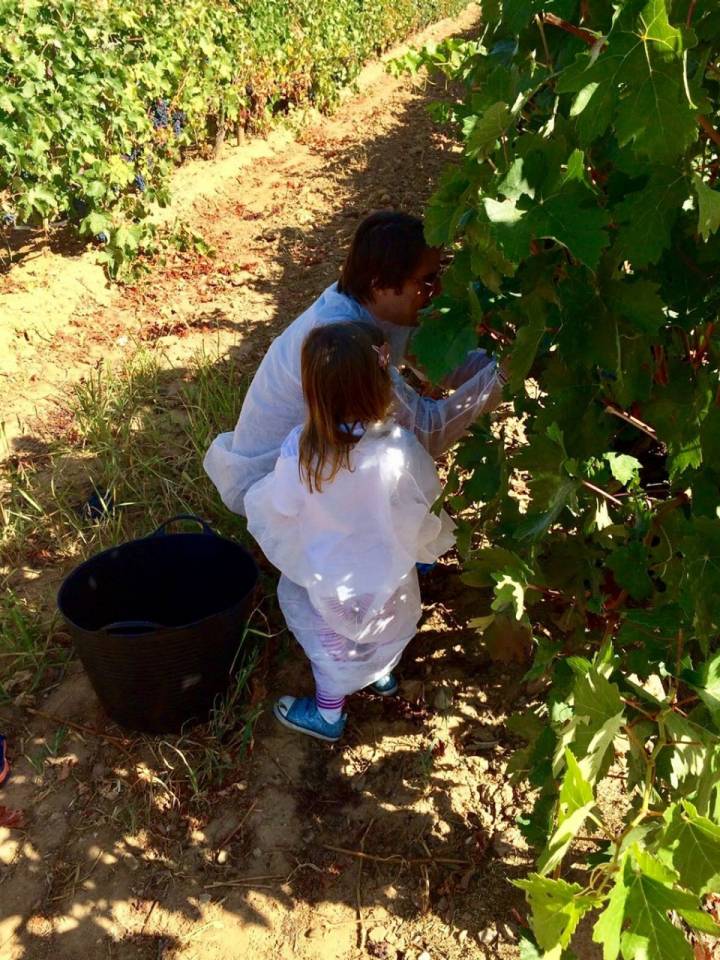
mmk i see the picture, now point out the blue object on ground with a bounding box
[369,673,399,696]
[79,489,115,520]
[416,562,436,575]
[273,696,346,742]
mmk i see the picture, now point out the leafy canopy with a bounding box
[400,0,720,956]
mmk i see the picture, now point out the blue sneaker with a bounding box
[416,562,436,576]
[0,735,9,788]
[369,673,399,696]
[273,696,346,743]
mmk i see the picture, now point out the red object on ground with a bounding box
[0,806,25,829]
[0,735,9,788]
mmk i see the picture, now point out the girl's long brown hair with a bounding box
[299,321,392,492]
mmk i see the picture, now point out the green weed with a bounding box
[144,627,264,809]
[1,346,258,714]
[0,592,71,703]
[25,725,69,775]
[1,344,271,820]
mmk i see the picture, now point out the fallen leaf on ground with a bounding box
[0,806,26,829]
[484,614,533,664]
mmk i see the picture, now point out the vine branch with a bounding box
[582,479,623,506]
[699,115,720,148]
[602,401,657,440]
[542,12,601,48]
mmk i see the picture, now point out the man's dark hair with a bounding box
[337,211,429,303]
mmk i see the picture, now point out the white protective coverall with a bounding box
[244,420,456,696]
[204,283,502,516]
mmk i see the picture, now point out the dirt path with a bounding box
[0,7,588,960]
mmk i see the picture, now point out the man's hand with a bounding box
[498,354,511,387]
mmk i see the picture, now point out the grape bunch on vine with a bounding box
[401,1,720,956]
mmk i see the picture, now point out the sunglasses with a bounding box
[412,271,441,295]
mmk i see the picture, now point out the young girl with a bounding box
[244,320,455,742]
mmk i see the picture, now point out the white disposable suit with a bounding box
[204,282,502,516]
[244,421,456,696]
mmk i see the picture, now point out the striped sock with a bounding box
[315,691,345,724]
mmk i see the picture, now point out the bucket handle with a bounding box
[149,514,216,538]
[103,620,164,635]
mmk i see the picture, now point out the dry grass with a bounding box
[1,344,271,811]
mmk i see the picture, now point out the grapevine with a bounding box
[402,1,720,956]
[0,0,468,277]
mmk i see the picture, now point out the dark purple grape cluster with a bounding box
[150,99,170,129]
[95,231,109,244]
[171,110,187,136]
[133,173,146,192]
[2,212,16,227]
[71,196,89,218]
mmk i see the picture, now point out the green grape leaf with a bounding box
[680,518,720,645]
[558,0,697,162]
[691,467,720,519]
[573,662,621,718]
[515,478,579,542]
[483,612,534,664]
[623,845,720,957]
[554,665,625,784]
[412,302,476,382]
[514,874,599,952]
[644,389,708,480]
[485,183,611,270]
[107,154,136,187]
[694,745,720,822]
[700,405,720,465]
[498,157,534,201]
[604,452,641,486]
[611,5,697,161]
[424,166,471,247]
[464,101,512,158]
[694,175,720,242]
[80,211,112,237]
[461,545,533,587]
[663,800,720,896]
[456,426,503,503]
[502,0,543,34]
[466,220,517,292]
[659,712,709,789]
[619,606,684,677]
[681,650,720,730]
[507,297,548,392]
[518,937,543,960]
[605,279,666,336]
[619,847,694,960]
[593,854,629,960]
[613,169,690,268]
[465,456,502,502]
[608,542,654,600]
[491,572,525,619]
[570,79,616,147]
[538,749,595,875]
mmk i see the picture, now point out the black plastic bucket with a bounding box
[57,515,259,734]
